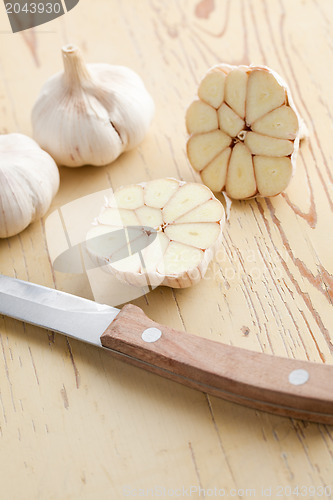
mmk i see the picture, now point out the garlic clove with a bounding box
[198,69,226,108]
[225,142,257,200]
[246,70,286,126]
[86,178,225,289]
[112,185,144,210]
[157,241,204,276]
[224,68,248,119]
[218,103,245,137]
[135,206,163,228]
[200,147,231,193]
[251,105,299,140]
[186,129,232,172]
[110,253,142,274]
[164,222,221,249]
[186,100,219,134]
[32,45,154,167]
[253,156,293,197]
[0,133,59,238]
[244,131,293,157]
[162,182,212,223]
[141,232,170,282]
[143,178,179,209]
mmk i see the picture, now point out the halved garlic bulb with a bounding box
[86,178,225,288]
[186,64,306,199]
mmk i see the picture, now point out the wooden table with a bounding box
[1,0,333,498]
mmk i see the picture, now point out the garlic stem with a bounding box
[62,45,94,87]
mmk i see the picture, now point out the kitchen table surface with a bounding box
[0,0,333,498]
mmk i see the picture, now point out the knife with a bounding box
[0,274,332,424]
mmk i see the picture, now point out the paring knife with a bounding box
[0,274,332,424]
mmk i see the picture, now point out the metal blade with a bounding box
[0,275,119,347]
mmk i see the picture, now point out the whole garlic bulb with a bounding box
[0,133,59,238]
[31,45,155,167]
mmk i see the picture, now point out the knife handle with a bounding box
[100,304,333,423]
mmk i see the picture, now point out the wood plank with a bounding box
[0,0,332,497]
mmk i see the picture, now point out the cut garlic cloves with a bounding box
[186,64,306,199]
[86,178,225,289]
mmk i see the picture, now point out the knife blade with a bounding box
[0,274,118,346]
[1,274,333,424]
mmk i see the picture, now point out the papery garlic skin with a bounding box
[86,178,225,289]
[32,45,155,167]
[0,134,60,238]
[186,64,307,199]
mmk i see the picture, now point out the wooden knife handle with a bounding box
[100,304,333,424]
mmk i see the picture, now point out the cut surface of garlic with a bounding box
[32,45,155,167]
[86,178,225,288]
[186,64,306,199]
[0,133,59,238]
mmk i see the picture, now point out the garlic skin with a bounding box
[0,133,59,238]
[31,45,155,167]
[86,178,225,289]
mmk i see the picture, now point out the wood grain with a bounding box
[0,0,333,498]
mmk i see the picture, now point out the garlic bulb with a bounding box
[86,178,225,288]
[186,64,307,199]
[0,133,59,238]
[31,45,155,167]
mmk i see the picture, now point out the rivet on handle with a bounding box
[141,327,162,343]
[288,369,309,386]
